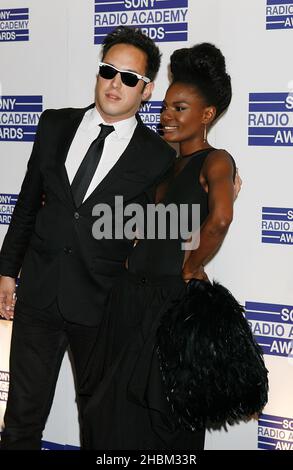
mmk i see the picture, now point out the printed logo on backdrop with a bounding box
[248,90,293,146]
[258,413,293,450]
[0,371,9,403]
[94,0,188,44]
[262,207,293,245]
[0,96,42,142]
[139,100,162,132]
[245,301,293,358]
[0,194,18,225]
[0,8,29,42]
[266,0,293,30]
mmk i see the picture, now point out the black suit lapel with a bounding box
[51,104,95,208]
[81,117,152,209]
[50,109,164,210]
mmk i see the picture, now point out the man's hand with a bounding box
[234,168,242,201]
[0,276,16,320]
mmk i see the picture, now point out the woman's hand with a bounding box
[182,265,209,283]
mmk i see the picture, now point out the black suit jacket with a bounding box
[0,104,176,326]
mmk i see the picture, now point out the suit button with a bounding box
[141,277,146,284]
[74,212,80,220]
[64,247,72,254]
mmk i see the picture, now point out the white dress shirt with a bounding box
[65,106,137,202]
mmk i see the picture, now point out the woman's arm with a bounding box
[182,150,235,281]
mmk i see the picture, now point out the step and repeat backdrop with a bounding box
[0,0,292,450]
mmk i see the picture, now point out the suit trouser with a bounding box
[0,299,100,450]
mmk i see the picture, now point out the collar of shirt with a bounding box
[81,106,137,139]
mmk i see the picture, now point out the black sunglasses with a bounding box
[98,62,151,88]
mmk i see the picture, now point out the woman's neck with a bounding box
[180,141,212,157]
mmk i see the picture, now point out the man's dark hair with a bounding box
[102,26,161,82]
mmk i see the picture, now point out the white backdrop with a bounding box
[1,0,293,450]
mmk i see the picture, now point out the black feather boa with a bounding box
[156,279,269,431]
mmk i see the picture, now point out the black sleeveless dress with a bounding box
[83,148,225,450]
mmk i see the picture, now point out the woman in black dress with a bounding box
[83,43,239,450]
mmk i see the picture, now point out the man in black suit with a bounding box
[0,26,176,449]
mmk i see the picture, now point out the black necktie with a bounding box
[71,123,114,207]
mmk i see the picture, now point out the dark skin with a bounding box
[161,81,236,281]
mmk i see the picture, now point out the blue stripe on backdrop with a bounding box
[262,207,292,214]
[94,0,188,13]
[267,0,293,5]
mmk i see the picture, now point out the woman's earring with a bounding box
[203,124,207,143]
